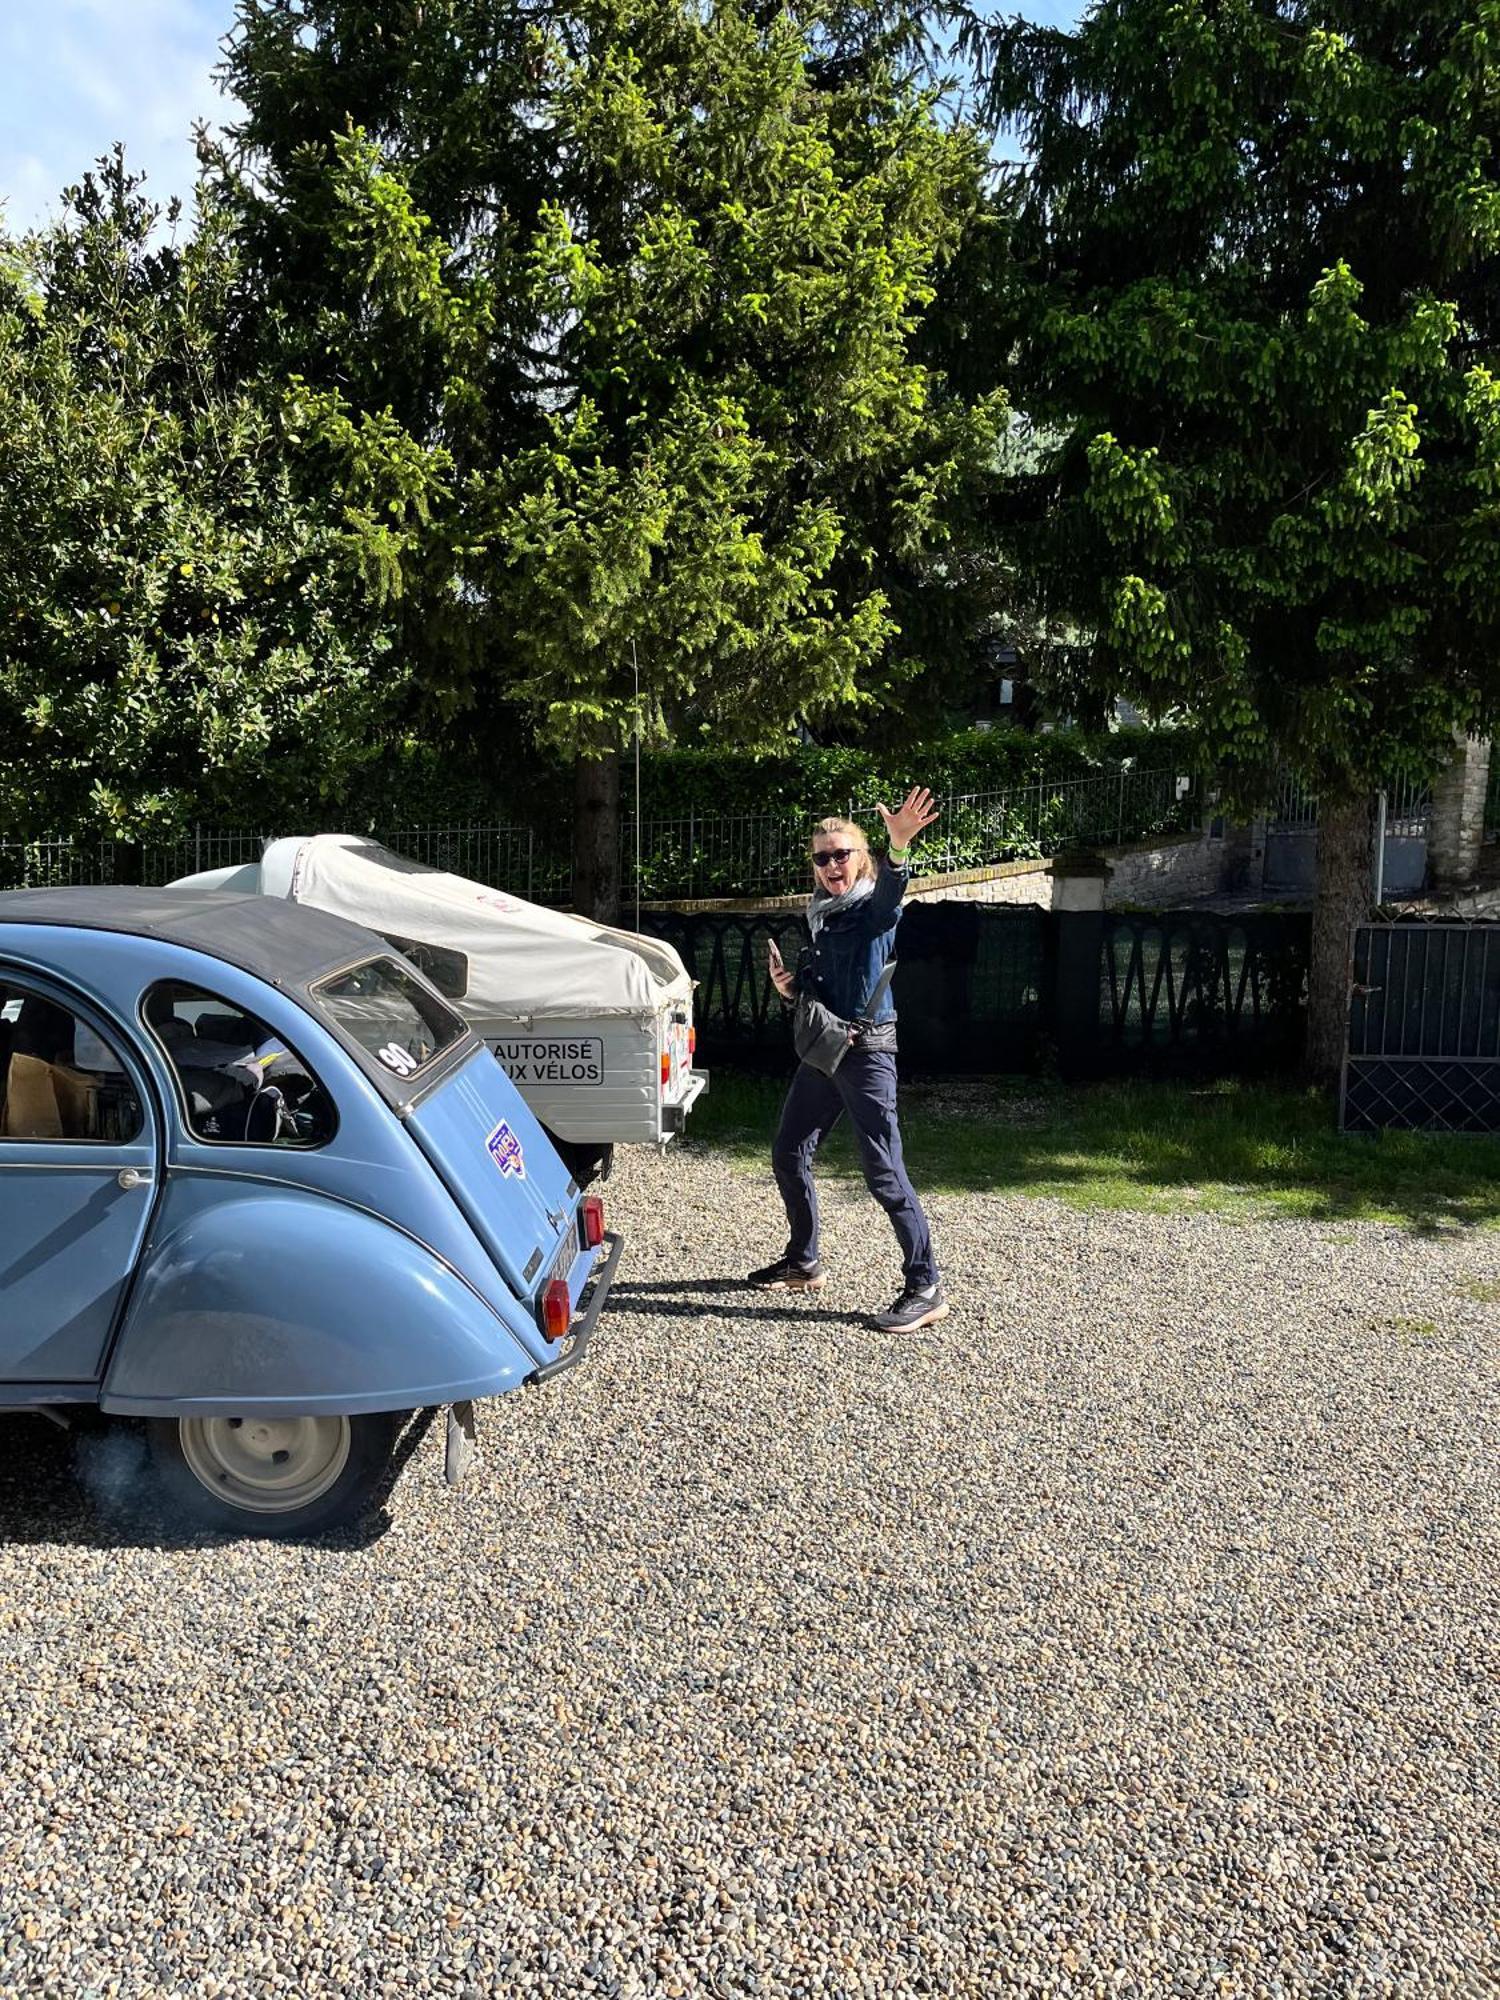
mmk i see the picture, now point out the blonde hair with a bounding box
[810,816,876,885]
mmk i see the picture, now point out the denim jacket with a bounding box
[796,858,908,1026]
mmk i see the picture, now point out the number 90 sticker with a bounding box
[486,1119,527,1179]
[378,1043,421,1077]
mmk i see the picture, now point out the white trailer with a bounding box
[169,834,706,1183]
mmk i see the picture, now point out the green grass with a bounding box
[685,1071,1500,1231]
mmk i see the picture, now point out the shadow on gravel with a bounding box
[0,1409,432,1552]
[608,1279,860,1328]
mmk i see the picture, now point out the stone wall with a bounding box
[906,827,1231,909]
[1428,736,1491,891]
[1104,827,1228,906]
[905,860,1051,906]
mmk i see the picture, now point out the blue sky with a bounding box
[0,0,1087,232]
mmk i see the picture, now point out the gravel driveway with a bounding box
[2,1143,1497,1998]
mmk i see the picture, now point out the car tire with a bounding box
[146,1411,404,1538]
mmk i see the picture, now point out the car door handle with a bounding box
[117,1167,154,1191]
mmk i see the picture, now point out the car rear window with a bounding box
[312,957,466,1081]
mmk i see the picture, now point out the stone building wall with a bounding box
[1428,737,1491,891]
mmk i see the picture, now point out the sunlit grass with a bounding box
[687,1070,1500,1231]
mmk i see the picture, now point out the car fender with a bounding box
[101,1188,536,1418]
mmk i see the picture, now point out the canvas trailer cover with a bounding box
[169,835,706,1154]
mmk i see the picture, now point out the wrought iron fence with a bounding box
[625,767,1200,901]
[138,828,273,885]
[639,904,1051,1072]
[5,766,1202,907]
[0,838,125,891]
[639,904,1307,1076]
[381,823,573,902]
[1342,919,1500,1132]
[1267,771,1432,837]
[622,812,812,904]
[1100,910,1310,1071]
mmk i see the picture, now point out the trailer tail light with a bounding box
[540,1279,571,1343]
[580,1194,605,1248]
[660,1049,671,1088]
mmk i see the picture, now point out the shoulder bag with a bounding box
[792,960,898,1078]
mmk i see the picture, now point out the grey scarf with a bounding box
[807,872,875,939]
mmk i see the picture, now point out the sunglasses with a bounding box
[812,848,855,869]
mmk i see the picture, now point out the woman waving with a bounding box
[748,786,948,1333]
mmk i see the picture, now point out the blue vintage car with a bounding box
[0,888,621,1535]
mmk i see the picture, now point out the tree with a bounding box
[960,0,1500,1075]
[217,0,1006,916]
[0,152,407,845]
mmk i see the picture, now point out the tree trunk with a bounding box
[572,749,622,923]
[1305,791,1375,1085]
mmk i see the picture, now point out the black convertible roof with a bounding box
[0,887,475,1112]
[0,886,382,987]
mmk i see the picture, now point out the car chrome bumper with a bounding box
[526,1228,624,1384]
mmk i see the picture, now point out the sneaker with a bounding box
[872,1283,949,1332]
[747,1255,826,1291]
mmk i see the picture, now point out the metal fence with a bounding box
[1100,910,1309,1071]
[1267,772,1432,837]
[626,767,1200,901]
[1341,919,1500,1132]
[639,904,1309,1077]
[1,765,1202,906]
[0,837,127,890]
[379,824,574,902]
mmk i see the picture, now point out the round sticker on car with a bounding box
[378,1043,420,1076]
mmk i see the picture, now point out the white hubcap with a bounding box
[179,1416,352,1515]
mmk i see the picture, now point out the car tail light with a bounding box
[660,1049,671,1088]
[580,1194,605,1248]
[540,1279,571,1342]
[688,1026,697,1058]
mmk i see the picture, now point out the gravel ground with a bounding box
[1,1142,1497,1999]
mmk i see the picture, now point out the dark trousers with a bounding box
[771,1049,938,1289]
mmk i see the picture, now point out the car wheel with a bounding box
[146,1411,403,1537]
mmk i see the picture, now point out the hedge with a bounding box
[353,723,1202,832]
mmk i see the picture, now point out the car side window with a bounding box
[143,983,336,1148]
[0,983,144,1143]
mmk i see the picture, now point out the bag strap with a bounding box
[854,958,898,1028]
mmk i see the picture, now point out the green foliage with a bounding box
[0,155,407,840]
[218,0,1007,766]
[317,718,1196,831]
[628,722,1196,818]
[961,0,1500,805]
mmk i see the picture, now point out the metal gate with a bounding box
[1266,777,1431,899]
[1340,920,1500,1132]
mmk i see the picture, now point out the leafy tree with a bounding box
[960,0,1500,1075]
[0,152,407,845]
[217,0,1006,916]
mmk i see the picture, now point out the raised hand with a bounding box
[876,785,941,852]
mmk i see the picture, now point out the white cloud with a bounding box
[0,0,238,230]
